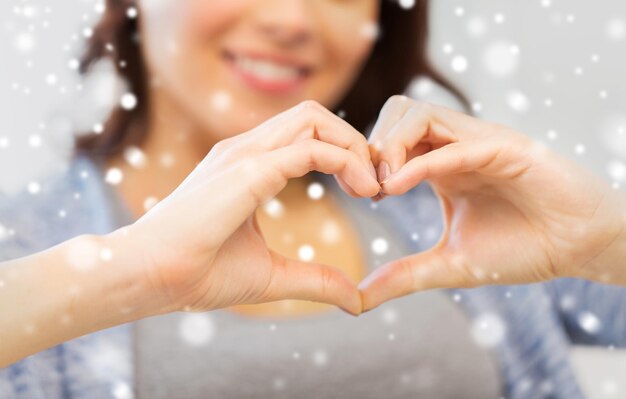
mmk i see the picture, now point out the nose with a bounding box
[252,0,313,48]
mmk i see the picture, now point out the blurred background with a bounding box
[1,0,626,195]
[0,0,625,397]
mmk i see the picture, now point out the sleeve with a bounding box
[0,193,33,262]
[547,278,626,347]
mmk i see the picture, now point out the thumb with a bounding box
[358,248,471,311]
[260,250,363,315]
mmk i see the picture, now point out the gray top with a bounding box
[100,170,501,399]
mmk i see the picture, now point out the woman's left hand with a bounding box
[359,96,626,311]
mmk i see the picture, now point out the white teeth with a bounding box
[234,55,301,81]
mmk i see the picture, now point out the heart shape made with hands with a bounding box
[220,97,538,316]
[156,97,622,318]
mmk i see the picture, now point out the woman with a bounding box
[1,0,625,398]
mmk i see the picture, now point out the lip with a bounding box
[222,49,312,94]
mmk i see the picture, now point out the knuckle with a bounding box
[298,99,323,114]
[411,100,432,115]
[395,257,419,293]
[296,101,324,134]
[238,157,283,204]
[304,144,319,170]
[354,138,371,155]
[211,138,231,153]
[236,157,263,177]
[319,267,335,297]
[388,94,411,105]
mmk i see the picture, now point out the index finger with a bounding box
[244,100,373,171]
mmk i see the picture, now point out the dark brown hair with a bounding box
[74,0,469,160]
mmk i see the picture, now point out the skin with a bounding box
[106,0,380,317]
[1,0,625,366]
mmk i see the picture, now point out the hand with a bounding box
[359,96,626,311]
[111,100,380,315]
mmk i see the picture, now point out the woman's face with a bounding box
[137,0,380,142]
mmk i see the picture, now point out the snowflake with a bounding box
[307,182,325,200]
[123,146,147,168]
[210,90,231,111]
[320,219,341,244]
[471,313,506,348]
[381,308,398,324]
[105,167,124,185]
[483,40,519,77]
[298,244,315,261]
[143,196,159,211]
[312,349,329,367]
[606,18,625,41]
[577,311,602,334]
[120,93,138,110]
[506,90,530,113]
[263,198,284,218]
[451,55,468,73]
[178,313,216,346]
[371,237,389,255]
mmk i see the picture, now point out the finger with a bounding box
[381,141,506,195]
[376,104,459,174]
[207,139,380,240]
[266,139,380,197]
[358,248,472,311]
[260,250,362,315]
[368,95,413,148]
[402,101,499,140]
[244,100,374,174]
[334,175,360,198]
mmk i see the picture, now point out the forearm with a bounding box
[0,229,170,367]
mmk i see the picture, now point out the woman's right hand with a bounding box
[110,100,380,316]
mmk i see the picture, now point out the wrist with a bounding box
[100,226,179,318]
[583,190,626,285]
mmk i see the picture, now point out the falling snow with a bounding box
[471,313,506,348]
[307,182,325,200]
[105,167,124,185]
[371,237,389,255]
[123,146,147,168]
[298,244,315,261]
[64,235,102,272]
[483,40,519,77]
[178,313,216,346]
[263,198,285,218]
[120,93,137,110]
[577,311,602,334]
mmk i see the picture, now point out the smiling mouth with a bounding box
[222,50,312,93]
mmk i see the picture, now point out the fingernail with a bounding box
[361,307,376,314]
[372,189,389,201]
[368,160,377,181]
[377,161,390,184]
